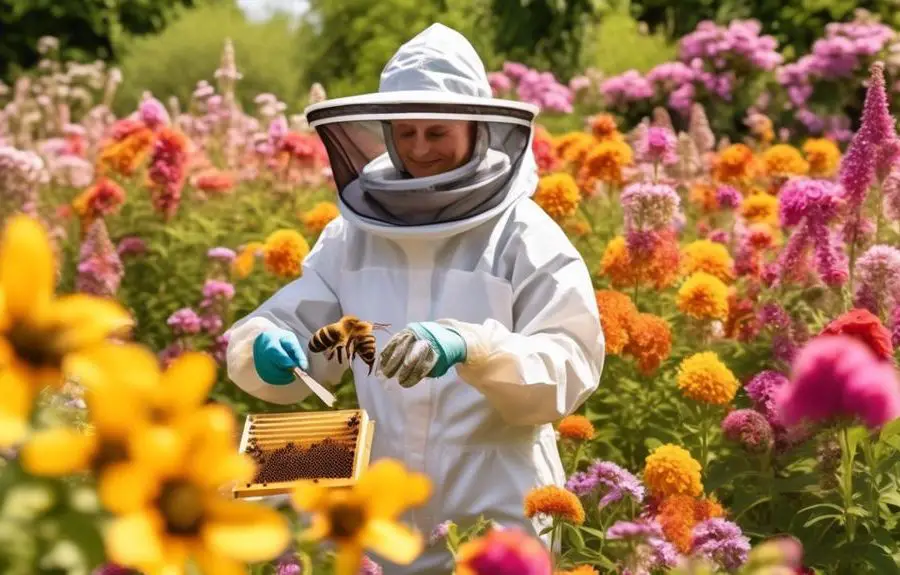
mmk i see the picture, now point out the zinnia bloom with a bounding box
[0,216,132,445]
[293,458,432,575]
[557,415,594,441]
[775,335,900,429]
[762,144,809,179]
[300,201,340,235]
[676,272,730,321]
[263,230,310,279]
[740,194,780,227]
[523,485,585,525]
[623,313,672,375]
[455,527,551,575]
[677,351,740,406]
[642,444,702,499]
[820,308,894,361]
[802,138,841,178]
[594,290,638,355]
[681,239,734,283]
[534,173,581,222]
[721,409,774,453]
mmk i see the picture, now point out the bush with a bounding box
[585,10,676,76]
[114,3,303,114]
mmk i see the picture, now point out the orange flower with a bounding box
[556,566,599,575]
[803,138,841,178]
[524,486,585,525]
[762,144,808,179]
[300,201,340,235]
[589,114,620,141]
[656,494,726,553]
[577,139,633,192]
[193,169,235,193]
[689,183,719,214]
[263,230,309,279]
[713,144,754,185]
[534,173,581,222]
[72,178,126,223]
[595,289,639,355]
[557,415,594,441]
[600,233,681,290]
[97,127,155,177]
[623,313,672,375]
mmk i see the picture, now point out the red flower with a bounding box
[821,308,894,361]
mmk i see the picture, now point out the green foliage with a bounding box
[585,10,676,76]
[490,0,603,80]
[295,0,501,98]
[114,3,303,114]
[0,0,210,82]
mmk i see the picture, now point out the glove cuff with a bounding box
[410,321,467,376]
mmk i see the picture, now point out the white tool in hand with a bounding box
[292,367,336,408]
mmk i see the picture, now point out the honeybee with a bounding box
[308,315,391,375]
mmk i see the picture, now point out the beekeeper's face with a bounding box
[391,119,475,178]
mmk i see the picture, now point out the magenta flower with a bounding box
[715,185,742,209]
[117,236,147,258]
[638,127,678,165]
[208,246,236,262]
[775,335,900,429]
[721,409,774,453]
[138,96,170,129]
[854,245,900,315]
[691,518,751,572]
[167,307,202,335]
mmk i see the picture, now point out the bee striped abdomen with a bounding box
[308,324,345,353]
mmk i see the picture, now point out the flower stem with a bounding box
[568,442,585,476]
[839,427,857,542]
[549,521,561,572]
[699,404,712,469]
[874,183,884,245]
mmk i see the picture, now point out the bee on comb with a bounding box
[308,315,390,374]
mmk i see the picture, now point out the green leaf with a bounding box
[879,418,900,441]
[803,513,843,528]
[579,526,608,540]
[797,502,845,516]
[564,523,586,551]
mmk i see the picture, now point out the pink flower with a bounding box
[139,96,170,129]
[775,335,900,429]
[638,127,678,165]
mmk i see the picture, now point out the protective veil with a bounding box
[225,23,605,575]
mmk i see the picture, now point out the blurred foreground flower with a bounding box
[0,215,132,445]
[292,458,431,575]
[455,527,551,575]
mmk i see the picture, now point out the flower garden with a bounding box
[2,14,900,575]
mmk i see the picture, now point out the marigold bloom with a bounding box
[263,230,310,279]
[740,194,780,227]
[676,272,729,320]
[523,485,585,525]
[677,351,740,405]
[656,494,725,553]
[802,138,841,178]
[762,144,809,179]
[595,289,638,355]
[600,234,681,290]
[681,240,734,283]
[689,183,719,214]
[534,173,581,222]
[554,132,595,168]
[590,114,620,141]
[456,528,552,575]
[557,415,594,441]
[623,313,672,375]
[233,242,263,279]
[578,139,633,191]
[293,458,431,574]
[301,201,340,235]
[643,444,703,499]
[713,144,754,185]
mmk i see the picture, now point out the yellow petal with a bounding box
[192,547,247,575]
[0,366,34,446]
[333,543,364,575]
[160,352,217,416]
[0,289,9,332]
[291,482,329,513]
[201,497,291,563]
[105,511,165,567]
[98,461,161,514]
[0,215,54,319]
[130,425,188,477]
[298,514,331,542]
[356,459,432,519]
[20,427,95,476]
[188,450,255,491]
[178,404,237,449]
[360,519,423,566]
[49,294,133,349]
[66,342,160,393]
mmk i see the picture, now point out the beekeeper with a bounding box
[226,23,605,575]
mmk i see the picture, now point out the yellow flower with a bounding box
[0,215,132,446]
[557,566,600,575]
[643,444,703,499]
[803,138,841,178]
[523,485,585,525]
[263,230,310,279]
[578,139,633,191]
[762,144,809,178]
[713,144,754,184]
[96,127,155,177]
[681,239,734,283]
[554,132,595,168]
[534,173,581,222]
[676,272,729,321]
[677,351,739,405]
[301,201,340,235]
[740,193,779,227]
[557,415,594,441]
[292,458,432,575]
[232,242,263,279]
[102,405,287,575]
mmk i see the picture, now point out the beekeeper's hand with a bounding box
[252,328,309,385]
[378,322,467,388]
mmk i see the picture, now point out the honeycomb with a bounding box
[232,409,374,499]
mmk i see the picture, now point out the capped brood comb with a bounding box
[232,409,374,499]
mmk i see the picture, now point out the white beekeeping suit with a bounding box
[226,23,605,575]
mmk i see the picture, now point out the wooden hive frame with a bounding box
[232,408,375,499]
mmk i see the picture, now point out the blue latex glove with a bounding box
[378,321,467,388]
[252,328,309,385]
